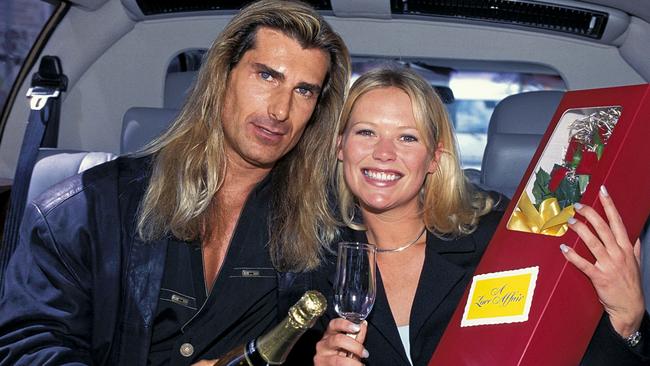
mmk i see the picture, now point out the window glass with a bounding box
[167,49,206,73]
[0,0,55,110]
[449,71,566,169]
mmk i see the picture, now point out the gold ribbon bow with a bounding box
[507,192,575,236]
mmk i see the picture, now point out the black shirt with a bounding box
[147,177,279,366]
[147,242,205,365]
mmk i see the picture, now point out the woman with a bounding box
[311,68,648,365]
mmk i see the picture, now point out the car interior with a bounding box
[0,0,649,309]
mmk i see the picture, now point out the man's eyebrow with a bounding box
[253,62,322,94]
[297,81,322,94]
[253,63,284,82]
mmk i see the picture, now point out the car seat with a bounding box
[121,107,179,154]
[25,106,179,204]
[479,90,565,198]
[164,71,197,109]
[26,149,117,205]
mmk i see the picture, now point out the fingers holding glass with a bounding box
[314,319,369,365]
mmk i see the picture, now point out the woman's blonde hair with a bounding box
[336,68,492,237]
[136,0,350,271]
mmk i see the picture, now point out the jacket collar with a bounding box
[118,156,167,328]
[409,234,473,358]
[123,236,169,327]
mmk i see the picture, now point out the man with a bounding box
[0,1,350,364]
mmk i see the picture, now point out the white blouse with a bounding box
[397,325,413,365]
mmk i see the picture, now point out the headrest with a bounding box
[164,71,197,109]
[121,107,179,154]
[27,149,116,205]
[481,90,565,198]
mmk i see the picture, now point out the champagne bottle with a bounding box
[213,290,327,366]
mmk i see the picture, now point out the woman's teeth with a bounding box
[364,169,400,182]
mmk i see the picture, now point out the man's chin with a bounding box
[243,144,299,169]
[240,153,282,170]
[224,144,286,171]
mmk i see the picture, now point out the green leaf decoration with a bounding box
[593,129,604,159]
[532,168,551,205]
[570,147,582,168]
[555,176,582,209]
[596,144,604,160]
[578,174,590,194]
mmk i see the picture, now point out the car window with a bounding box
[448,71,566,169]
[0,0,55,111]
[168,49,206,73]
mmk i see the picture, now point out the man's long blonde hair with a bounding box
[136,0,350,271]
[336,68,492,236]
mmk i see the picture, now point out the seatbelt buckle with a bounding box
[26,86,61,111]
[26,56,68,111]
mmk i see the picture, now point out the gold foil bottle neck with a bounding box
[256,290,327,364]
[288,290,327,329]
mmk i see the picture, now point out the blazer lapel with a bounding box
[372,269,414,363]
[409,233,475,349]
[123,236,168,327]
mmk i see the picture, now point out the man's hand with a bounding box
[314,318,369,365]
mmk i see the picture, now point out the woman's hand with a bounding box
[561,185,646,338]
[314,318,369,365]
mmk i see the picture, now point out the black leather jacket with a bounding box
[0,156,285,365]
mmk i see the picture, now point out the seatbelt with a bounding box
[0,56,67,286]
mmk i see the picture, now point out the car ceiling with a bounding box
[67,0,650,24]
[583,1,650,24]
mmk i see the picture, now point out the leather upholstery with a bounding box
[27,149,116,204]
[121,107,178,154]
[164,71,197,109]
[480,90,565,198]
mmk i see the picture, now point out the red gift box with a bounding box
[429,84,650,365]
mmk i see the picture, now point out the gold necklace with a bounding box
[376,228,426,253]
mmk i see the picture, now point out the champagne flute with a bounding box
[333,242,377,328]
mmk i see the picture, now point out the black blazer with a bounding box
[286,209,650,365]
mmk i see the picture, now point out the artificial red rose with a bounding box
[549,165,569,191]
[576,151,598,175]
[564,137,581,165]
